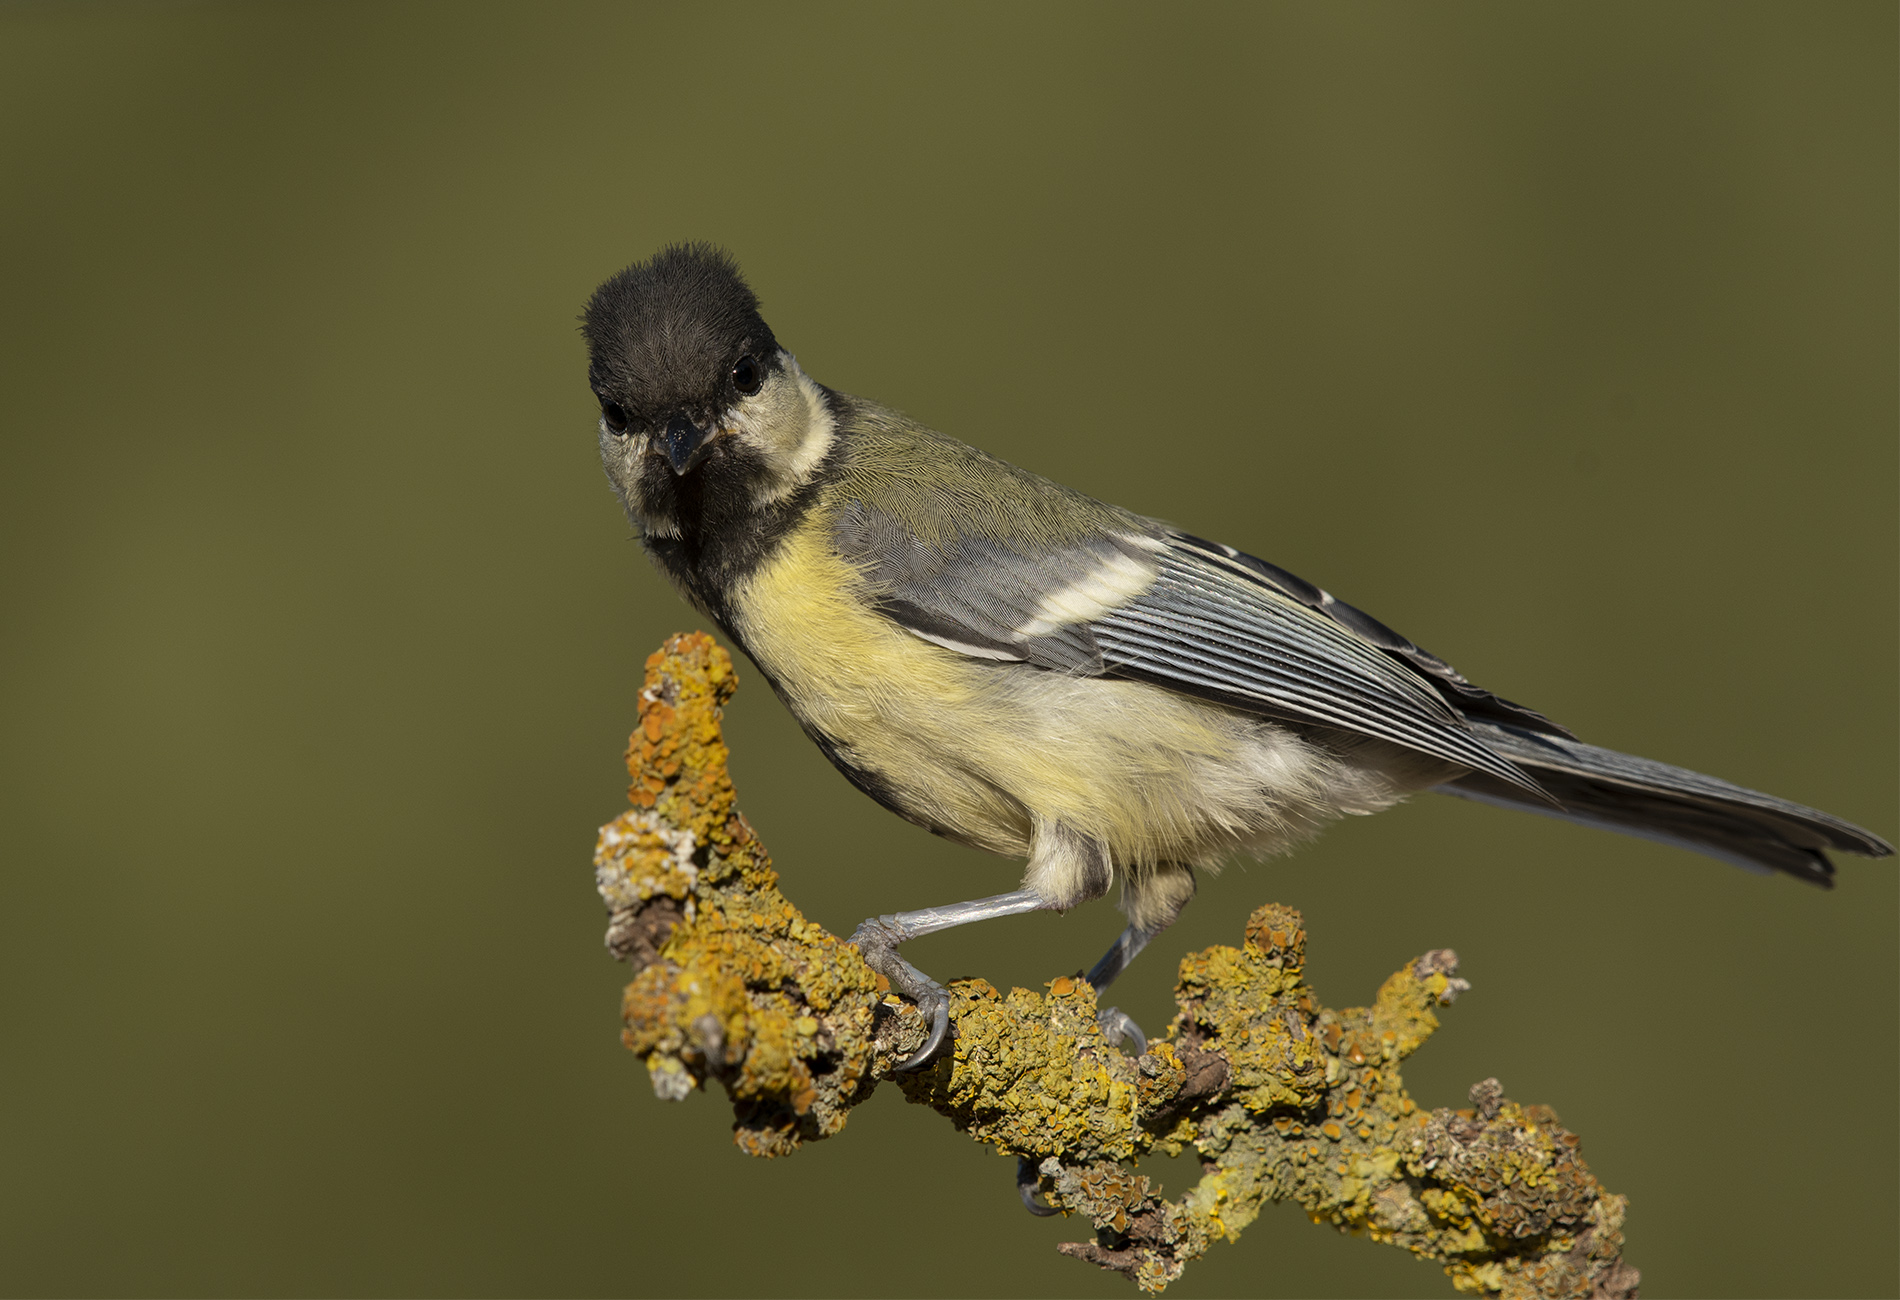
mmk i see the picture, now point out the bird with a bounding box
[580,242,1892,1083]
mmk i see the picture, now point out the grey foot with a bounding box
[1017,1156,1057,1216]
[849,915,953,1072]
[1097,1005,1147,1056]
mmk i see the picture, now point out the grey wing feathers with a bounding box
[1168,534,1573,737]
[1093,545,1548,794]
[1440,720,1895,886]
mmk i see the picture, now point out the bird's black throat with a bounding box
[639,435,842,631]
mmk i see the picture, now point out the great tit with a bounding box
[581,243,1893,1074]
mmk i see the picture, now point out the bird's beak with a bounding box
[660,412,714,476]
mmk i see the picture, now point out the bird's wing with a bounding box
[831,498,1547,794]
[1164,533,1572,739]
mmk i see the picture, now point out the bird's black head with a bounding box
[582,245,836,567]
[582,243,783,474]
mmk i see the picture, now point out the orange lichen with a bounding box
[595,633,1638,1298]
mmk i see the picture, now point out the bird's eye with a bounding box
[600,401,630,433]
[732,355,762,396]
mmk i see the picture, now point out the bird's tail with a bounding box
[1435,720,1893,887]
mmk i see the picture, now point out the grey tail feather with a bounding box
[1435,720,1894,889]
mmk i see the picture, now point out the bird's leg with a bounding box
[850,887,1051,1071]
[1078,863,1196,1059]
[1084,922,1158,1056]
[1085,920,1156,989]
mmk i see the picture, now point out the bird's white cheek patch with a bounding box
[1015,549,1157,637]
[781,361,835,484]
[728,356,836,508]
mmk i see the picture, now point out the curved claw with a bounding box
[850,915,955,1072]
[1016,1157,1058,1216]
[893,992,950,1072]
[1097,1006,1147,1056]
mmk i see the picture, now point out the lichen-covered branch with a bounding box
[595,633,1641,1299]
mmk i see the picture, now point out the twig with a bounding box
[594,633,1641,1298]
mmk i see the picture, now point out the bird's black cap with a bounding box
[582,243,781,428]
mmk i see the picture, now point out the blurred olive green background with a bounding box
[2,3,1894,1297]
